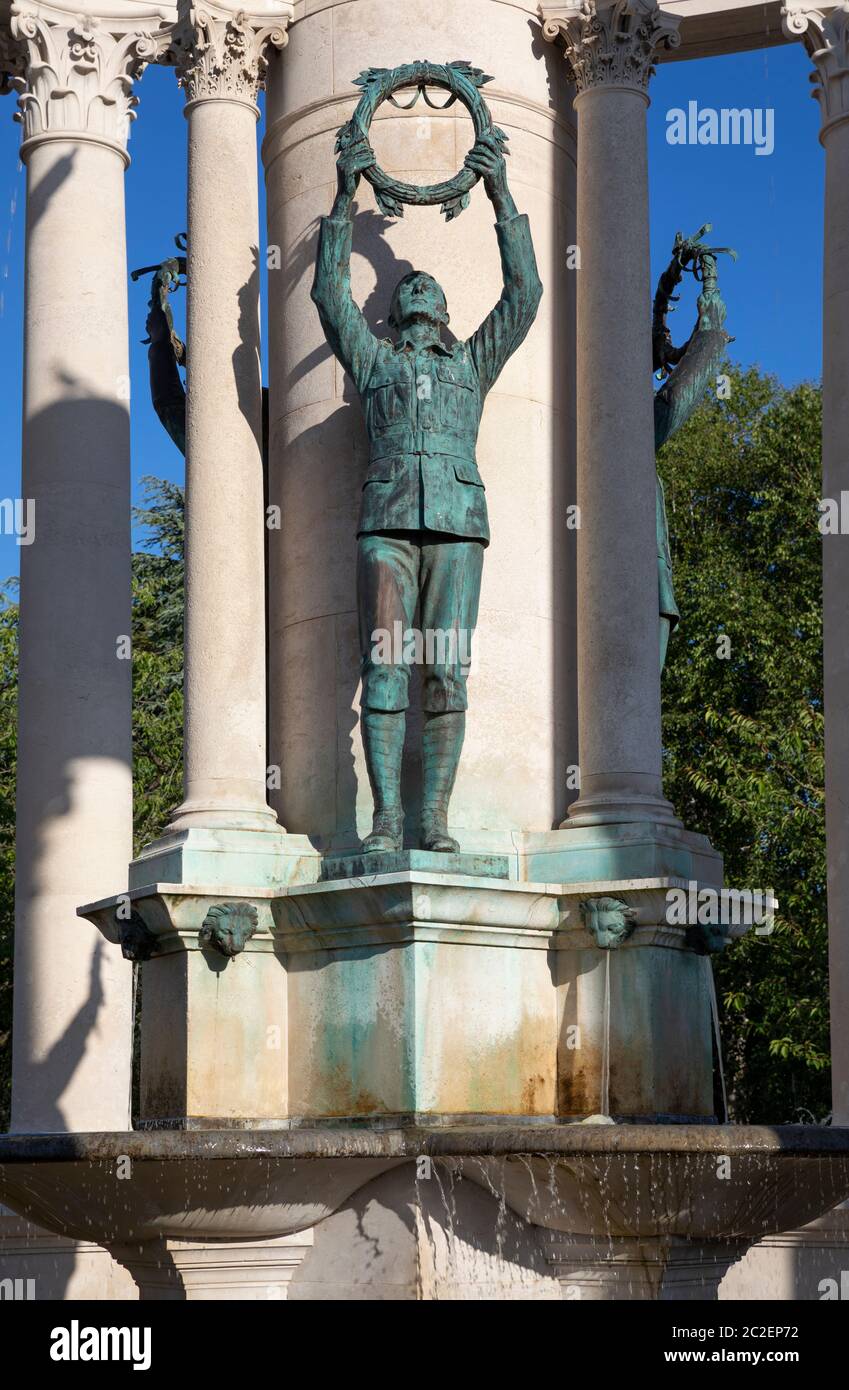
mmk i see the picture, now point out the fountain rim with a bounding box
[2,1123,848,1165]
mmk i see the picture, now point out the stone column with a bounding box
[8,5,165,1131]
[783,1,849,1125]
[541,1,680,831]
[166,3,290,833]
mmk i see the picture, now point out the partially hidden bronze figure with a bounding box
[652,224,736,670]
[311,63,543,854]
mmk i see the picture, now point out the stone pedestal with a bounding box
[276,872,560,1121]
[129,825,321,893]
[112,1233,313,1300]
[81,886,287,1128]
[81,868,735,1126]
[549,1235,746,1301]
[555,882,718,1120]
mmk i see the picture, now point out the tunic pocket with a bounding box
[453,460,485,489]
[435,365,474,432]
[363,458,397,486]
[371,381,407,433]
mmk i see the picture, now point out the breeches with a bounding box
[357,530,485,713]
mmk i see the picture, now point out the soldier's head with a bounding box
[388,271,449,337]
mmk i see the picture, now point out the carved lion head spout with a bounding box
[687,919,731,957]
[115,908,157,963]
[199,902,259,958]
[579,896,638,949]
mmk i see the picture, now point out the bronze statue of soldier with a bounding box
[311,96,542,855]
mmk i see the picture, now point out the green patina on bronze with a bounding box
[580,897,638,950]
[686,918,731,957]
[132,235,188,457]
[135,233,270,464]
[652,224,737,671]
[116,908,157,964]
[199,902,259,959]
[337,60,508,221]
[313,63,542,856]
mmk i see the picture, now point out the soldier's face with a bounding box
[389,272,448,332]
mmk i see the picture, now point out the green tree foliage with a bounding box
[131,477,184,854]
[660,366,827,1122]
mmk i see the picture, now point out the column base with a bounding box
[520,818,723,887]
[130,825,321,892]
[111,1233,313,1300]
[548,1235,746,1301]
[164,799,281,834]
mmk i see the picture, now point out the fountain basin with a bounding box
[1,1125,847,1247]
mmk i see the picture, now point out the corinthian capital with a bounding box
[172,3,292,107]
[782,3,849,136]
[539,0,680,94]
[9,3,170,158]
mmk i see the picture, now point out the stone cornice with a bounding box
[782,2,849,138]
[171,3,291,109]
[8,1,170,159]
[539,0,681,94]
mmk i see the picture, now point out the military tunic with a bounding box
[311,209,542,711]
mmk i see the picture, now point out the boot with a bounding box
[421,711,464,853]
[361,709,405,852]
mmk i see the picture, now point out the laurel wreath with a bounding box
[335,59,507,221]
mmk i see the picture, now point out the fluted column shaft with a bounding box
[168,4,289,830]
[542,1,680,824]
[8,5,165,1130]
[784,1,849,1124]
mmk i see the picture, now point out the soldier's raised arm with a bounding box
[146,265,187,457]
[311,138,381,395]
[653,230,735,451]
[466,134,543,397]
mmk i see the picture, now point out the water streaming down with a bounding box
[600,951,611,1117]
[704,957,729,1122]
[0,164,22,322]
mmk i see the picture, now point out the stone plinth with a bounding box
[80,886,287,1129]
[80,868,743,1126]
[320,849,509,882]
[555,883,718,1120]
[129,826,321,893]
[520,819,723,887]
[276,873,560,1121]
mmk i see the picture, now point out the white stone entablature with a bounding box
[1,0,846,89]
[0,2,294,140]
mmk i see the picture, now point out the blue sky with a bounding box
[0,40,824,581]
